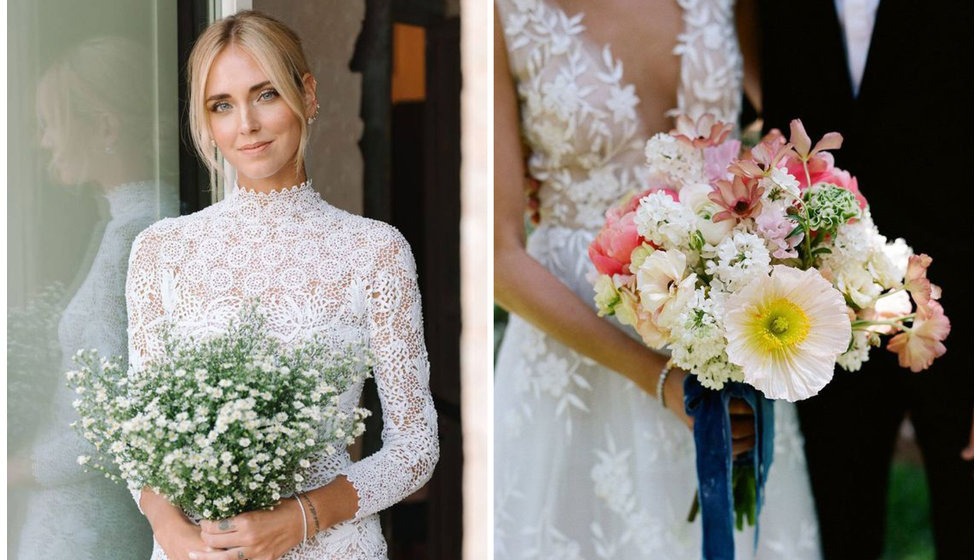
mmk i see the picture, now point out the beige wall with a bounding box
[254,0,365,214]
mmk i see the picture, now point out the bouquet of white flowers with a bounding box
[67,303,372,520]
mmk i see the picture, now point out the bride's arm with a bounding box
[493,9,689,422]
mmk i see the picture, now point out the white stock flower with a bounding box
[633,191,696,250]
[645,133,703,188]
[706,230,771,292]
[837,331,872,372]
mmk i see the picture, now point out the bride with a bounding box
[493,0,821,557]
[127,11,438,560]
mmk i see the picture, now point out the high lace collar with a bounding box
[228,178,322,211]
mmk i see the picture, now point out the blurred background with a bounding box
[7,0,476,558]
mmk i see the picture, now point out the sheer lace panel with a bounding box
[125,181,438,559]
[497,0,742,230]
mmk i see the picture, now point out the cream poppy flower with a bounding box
[724,265,851,401]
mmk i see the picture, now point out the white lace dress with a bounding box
[494,0,821,557]
[124,181,439,559]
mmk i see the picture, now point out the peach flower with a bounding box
[886,300,951,372]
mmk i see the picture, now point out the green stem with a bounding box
[851,316,915,328]
[797,155,815,269]
[687,490,700,523]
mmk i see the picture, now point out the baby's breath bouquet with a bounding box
[67,303,372,520]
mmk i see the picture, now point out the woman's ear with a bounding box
[301,72,318,119]
[97,111,122,153]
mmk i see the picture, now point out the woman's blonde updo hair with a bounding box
[187,10,314,186]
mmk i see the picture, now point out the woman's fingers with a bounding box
[201,518,241,535]
[730,406,755,456]
[189,547,248,560]
[200,529,249,550]
[730,416,755,440]
[732,437,755,457]
[728,399,754,416]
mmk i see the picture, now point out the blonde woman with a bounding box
[127,11,438,560]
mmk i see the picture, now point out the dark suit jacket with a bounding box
[759,0,971,376]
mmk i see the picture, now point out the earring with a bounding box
[308,102,320,125]
[210,139,216,148]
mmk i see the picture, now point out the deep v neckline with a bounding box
[537,0,684,139]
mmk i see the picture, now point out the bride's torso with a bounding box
[129,182,391,488]
[497,0,742,232]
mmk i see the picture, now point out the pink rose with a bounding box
[886,300,951,372]
[588,210,642,276]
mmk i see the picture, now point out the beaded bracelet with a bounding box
[300,492,320,535]
[657,361,672,408]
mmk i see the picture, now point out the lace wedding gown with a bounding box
[125,180,439,559]
[494,0,821,557]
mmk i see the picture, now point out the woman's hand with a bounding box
[662,368,756,456]
[154,516,219,560]
[192,500,305,560]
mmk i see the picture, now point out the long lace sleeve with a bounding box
[341,229,440,519]
[123,226,170,513]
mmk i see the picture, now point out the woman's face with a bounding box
[204,44,305,190]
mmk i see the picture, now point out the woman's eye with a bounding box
[211,101,231,113]
[259,89,279,101]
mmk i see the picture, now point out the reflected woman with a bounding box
[17,36,178,559]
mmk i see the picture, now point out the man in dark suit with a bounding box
[754,2,972,558]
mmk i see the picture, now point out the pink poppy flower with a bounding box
[671,114,733,149]
[886,300,951,372]
[708,176,765,222]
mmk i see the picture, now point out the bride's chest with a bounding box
[159,216,376,346]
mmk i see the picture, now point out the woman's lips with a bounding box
[239,140,272,154]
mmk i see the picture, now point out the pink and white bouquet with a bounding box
[589,115,950,559]
[589,115,949,402]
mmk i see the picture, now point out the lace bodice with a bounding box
[497,0,742,230]
[125,180,439,559]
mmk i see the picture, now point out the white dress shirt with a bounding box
[834,0,881,95]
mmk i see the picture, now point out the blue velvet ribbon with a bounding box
[683,376,775,560]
